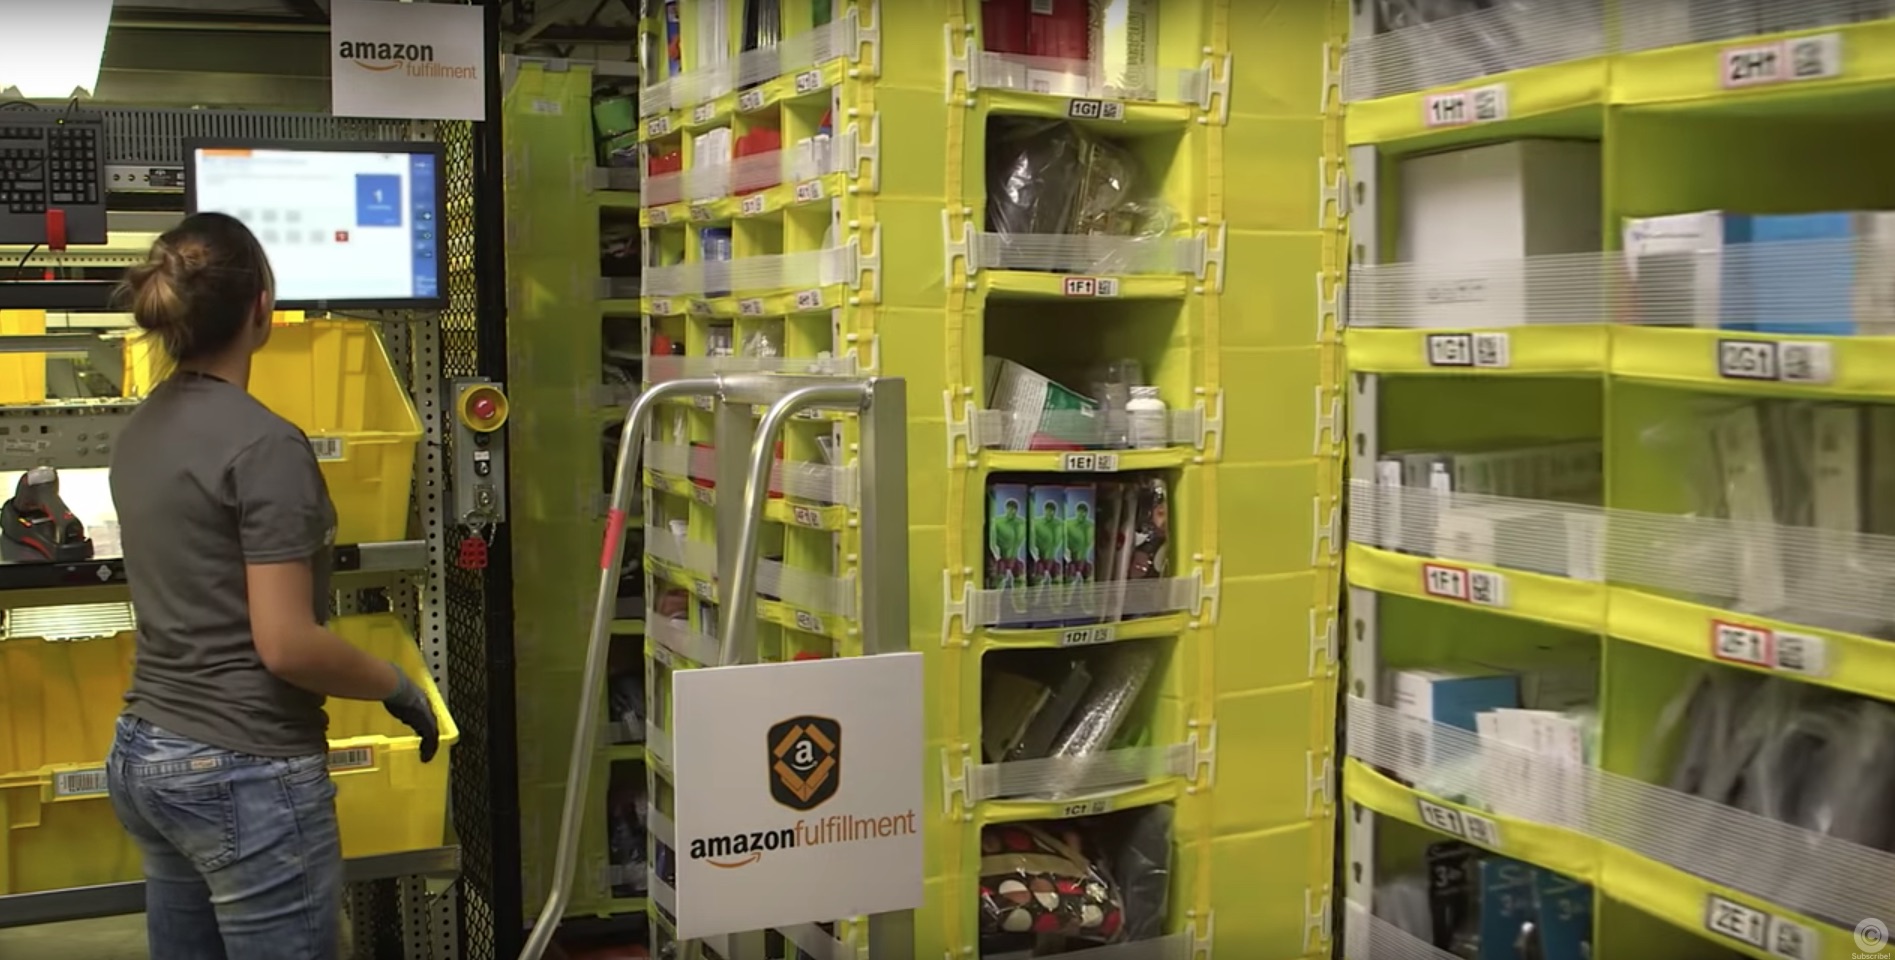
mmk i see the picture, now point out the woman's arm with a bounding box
[247,558,400,700]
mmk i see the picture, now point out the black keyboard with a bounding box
[0,113,108,245]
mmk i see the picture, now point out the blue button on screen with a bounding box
[355,174,404,227]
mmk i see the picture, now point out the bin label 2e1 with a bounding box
[1421,563,1508,608]
[1702,894,1817,960]
[1422,84,1507,128]
[1415,798,1502,848]
[1425,332,1510,369]
[1716,339,1832,385]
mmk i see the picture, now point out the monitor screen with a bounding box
[185,141,446,310]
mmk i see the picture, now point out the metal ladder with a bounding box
[522,373,911,960]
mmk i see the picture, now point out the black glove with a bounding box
[383,667,441,763]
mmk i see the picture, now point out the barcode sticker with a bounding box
[1777,341,1833,384]
[309,437,345,461]
[648,206,670,225]
[328,747,374,772]
[1059,798,1113,817]
[1772,630,1828,677]
[793,69,823,94]
[1467,570,1508,608]
[792,289,824,312]
[692,102,716,125]
[1416,797,1504,848]
[792,609,824,633]
[1721,34,1841,89]
[691,484,715,505]
[54,768,109,797]
[649,298,675,315]
[739,194,767,216]
[794,180,825,203]
[1059,625,1116,646]
[738,88,767,113]
[1423,84,1508,128]
[1062,276,1121,298]
[1066,99,1126,121]
[688,204,714,222]
[789,505,824,528]
[1060,453,1121,473]
[645,115,672,138]
[738,298,766,317]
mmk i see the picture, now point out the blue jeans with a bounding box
[107,716,342,960]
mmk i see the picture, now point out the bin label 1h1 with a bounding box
[671,653,924,939]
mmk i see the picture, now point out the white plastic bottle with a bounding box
[1127,386,1168,450]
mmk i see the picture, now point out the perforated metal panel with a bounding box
[93,107,415,164]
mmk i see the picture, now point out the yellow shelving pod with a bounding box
[1341,2,1895,957]
[611,2,1343,957]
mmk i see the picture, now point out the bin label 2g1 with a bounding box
[1716,339,1832,385]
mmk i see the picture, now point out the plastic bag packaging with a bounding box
[1101,805,1171,943]
[1045,642,1158,761]
[1799,698,1895,849]
[977,823,1126,943]
[987,119,1091,237]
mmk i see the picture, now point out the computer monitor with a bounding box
[184,140,447,310]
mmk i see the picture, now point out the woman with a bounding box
[107,212,439,960]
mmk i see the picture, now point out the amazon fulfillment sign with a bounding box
[330,0,486,122]
[671,653,924,939]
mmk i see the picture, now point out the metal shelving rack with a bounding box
[0,7,521,954]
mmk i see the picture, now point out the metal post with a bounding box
[518,377,724,960]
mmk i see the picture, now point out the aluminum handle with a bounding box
[716,380,872,666]
[518,377,723,960]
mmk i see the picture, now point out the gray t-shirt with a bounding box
[112,372,336,758]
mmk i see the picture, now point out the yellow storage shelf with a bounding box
[596,189,641,210]
[1343,325,1610,376]
[1615,18,1895,109]
[968,612,1192,653]
[609,619,645,636]
[1345,758,1859,960]
[602,298,644,316]
[604,743,646,763]
[974,90,1201,132]
[978,446,1202,474]
[1344,57,1610,149]
[1343,544,1609,634]
[1607,587,1895,704]
[1343,758,1601,885]
[0,310,47,404]
[970,776,1189,829]
[638,58,850,143]
[976,271,1193,302]
[0,614,455,895]
[648,172,852,227]
[1611,326,1895,399]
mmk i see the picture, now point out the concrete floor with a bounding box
[0,916,358,959]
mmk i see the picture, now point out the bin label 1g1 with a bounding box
[1415,798,1502,848]
[1066,98,1126,121]
[1422,84,1507,129]
[1425,332,1510,369]
[1716,339,1832,385]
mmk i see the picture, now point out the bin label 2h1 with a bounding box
[1702,894,1817,960]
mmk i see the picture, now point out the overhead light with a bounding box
[0,0,116,100]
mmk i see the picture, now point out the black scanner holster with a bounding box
[1,466,94,563]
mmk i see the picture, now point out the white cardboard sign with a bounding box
[330,0,487,122]
[672,653,924,939]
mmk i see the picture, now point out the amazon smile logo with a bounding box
[337,40,478,80]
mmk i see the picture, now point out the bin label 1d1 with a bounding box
[671,653,924,940]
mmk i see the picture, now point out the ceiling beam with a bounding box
[282,0,330,23]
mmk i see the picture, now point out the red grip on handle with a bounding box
[600,509,627,570]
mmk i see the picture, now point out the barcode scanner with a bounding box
[1,466,95,563]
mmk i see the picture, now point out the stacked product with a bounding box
[985,474,1168,628]
[985,118,1177,273]
[1644,398,1895,634]
[1374,843,1594,960]
[978,0,1156,99]
[986,357,1170,452]
[1385,664,1598,821]
[981,642,1163,792]
[1623,209,1895,334]
[1372,440,1603,579]
[977,806,1172,958]
[606,764,650,900]
[593,77,641,168]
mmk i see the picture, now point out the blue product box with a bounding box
[1533,870,1593,960]
[1746,212,1895,336]
[1477,856,1539,960]
[1390,669,1520,733]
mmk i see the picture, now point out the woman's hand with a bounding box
[382,669,441,762]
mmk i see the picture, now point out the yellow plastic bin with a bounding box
[126,317,422,544]
[0,310,47,404]
[0,613,456,895]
